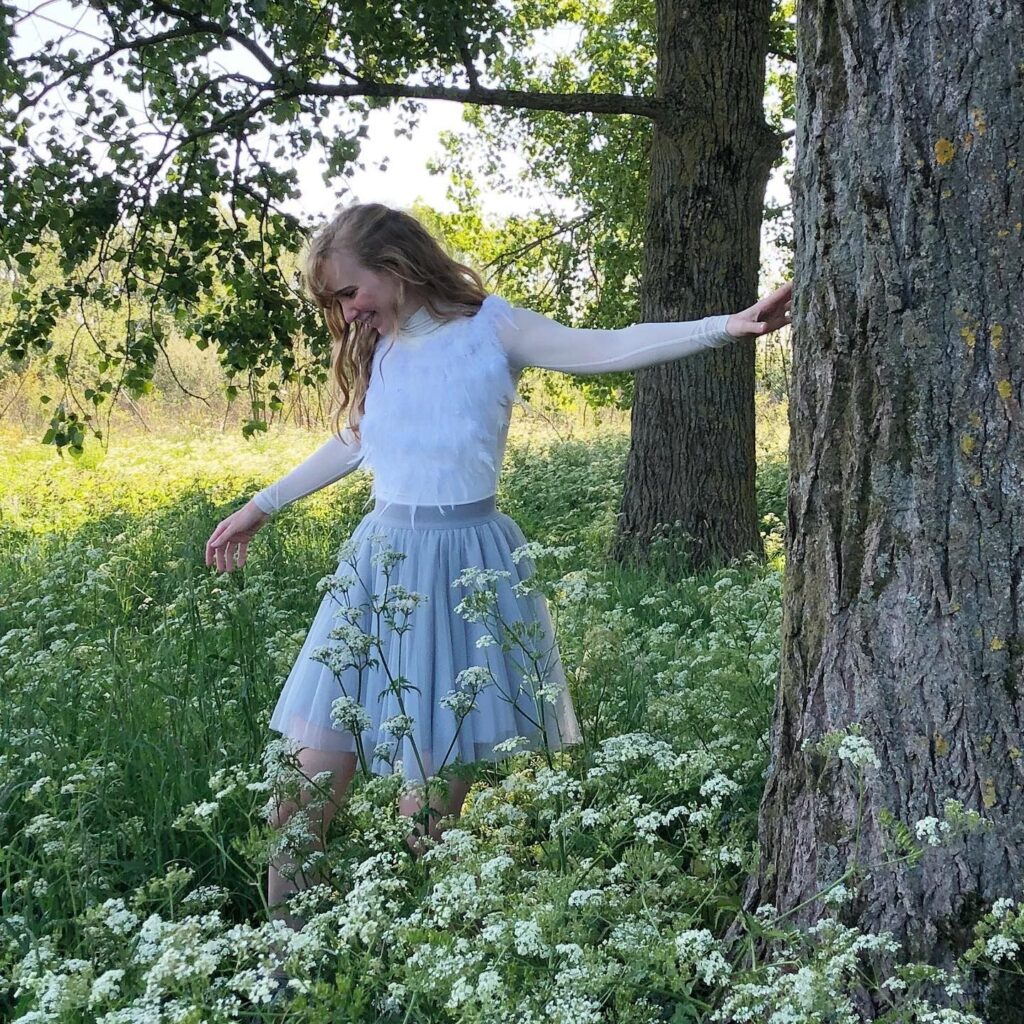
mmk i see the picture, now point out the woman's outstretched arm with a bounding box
[498,283,793,374]
[251,426,364,515]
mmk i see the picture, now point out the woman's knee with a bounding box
[398,774,472,834]
[265,747,358,829]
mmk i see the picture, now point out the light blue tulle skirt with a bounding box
[268,494,582,783]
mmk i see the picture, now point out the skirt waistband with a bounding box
[370,493,499,528]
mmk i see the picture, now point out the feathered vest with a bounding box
[358,294,521,522]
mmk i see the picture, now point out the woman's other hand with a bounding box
[725,281,793,339]
[205,500,270,574]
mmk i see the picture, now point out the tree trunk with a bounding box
[747,1,1024,1015]
[612,0,780,571]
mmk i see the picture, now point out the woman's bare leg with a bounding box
[266,746,358,930]
[399,773,474,857]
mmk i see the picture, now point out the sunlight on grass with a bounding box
[2,396,998,1023]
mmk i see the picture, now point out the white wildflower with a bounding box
[492,735,528,753]
[101,898,139,936]
[480,855,515,881]
[822,882,855,907]
[455,665,493,695]
[381,714,414,739]
[87,968,125,1007]
[476,968,502,1003]
[914,816,952,846]
[836,734,881,770]
[513,919,550,957]
[699,771,741,803]
[567,889,603,908]
[991,897,1016,920]
[330,695,372,733]
[27,776,52,798]
[984,935,1020,962]
[439,689,476,717]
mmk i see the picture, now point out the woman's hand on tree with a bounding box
[725,281,793,339]
[205,500,270,574]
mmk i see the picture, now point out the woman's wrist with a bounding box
[247,496,273,518]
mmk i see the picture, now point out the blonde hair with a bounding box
[302,202,489,443]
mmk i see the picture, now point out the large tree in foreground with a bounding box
[0,0,792,569]
[745,1,1024,1016]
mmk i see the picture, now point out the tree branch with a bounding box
[301,79,658,117]
[458,38,481,92]
[17,3,664,125]
[150,1,282,78]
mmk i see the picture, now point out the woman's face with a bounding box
[320,250,419,336]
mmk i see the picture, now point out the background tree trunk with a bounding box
[747,1,1024,1014]
[612,0,780,570]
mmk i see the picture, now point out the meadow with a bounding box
[0,396,1012,1022]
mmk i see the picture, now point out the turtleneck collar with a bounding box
[395,303,444,338]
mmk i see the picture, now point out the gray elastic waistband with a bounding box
[370,493,499,528]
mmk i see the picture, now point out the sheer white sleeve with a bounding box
[251,426,365,515]
[497,305,736,375]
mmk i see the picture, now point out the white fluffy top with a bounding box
[358,294,521,516]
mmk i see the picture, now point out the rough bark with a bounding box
[612,0,781,571]
[747,1,1024,1014]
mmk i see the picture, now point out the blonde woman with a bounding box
[204,202,792,991]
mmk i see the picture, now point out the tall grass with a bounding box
[1,400,1011,1022]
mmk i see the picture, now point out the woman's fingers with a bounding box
[748,283,793,334]
[224,539,246,573]
[204,513,247,573]
[206,524,230,568]
[757,282,793,321]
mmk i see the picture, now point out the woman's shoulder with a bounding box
[433,293,513,316]
[476,292,518,323]
[421,293,518,334]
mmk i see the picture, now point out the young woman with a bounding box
[204,201,792,964]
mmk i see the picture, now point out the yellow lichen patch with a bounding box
[961,326,976,349]
[1009,159,1018,169]
[981,734,993,754]
[963,131,974,147]
[942,188,954,199]
[1011,747,1022,761]
[990,636,1006,651]
[982,777,997,809]
[934,138,956,165]
[971,109,987,135]
[998,229,1010,238]
[1017,222,1023,232]
[968,410,982,428]
[971,471,983,487]
[991,324,1004,350]
[934,733,950,756]
[997,379,1013,400]
[960,435,976,455]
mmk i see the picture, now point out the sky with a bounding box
[293,92,548,221]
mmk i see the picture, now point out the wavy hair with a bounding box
[301,202,489,443]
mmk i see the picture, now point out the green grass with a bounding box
[3,405,995,1023]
